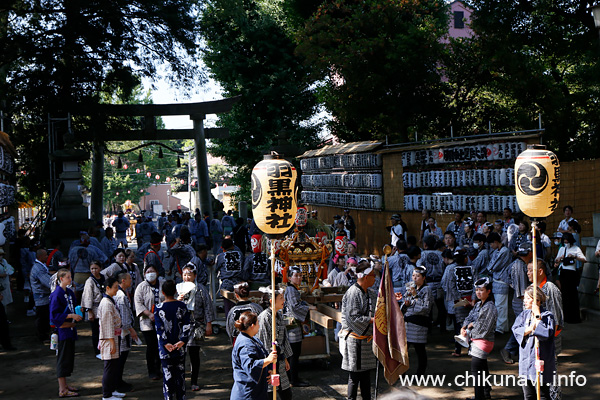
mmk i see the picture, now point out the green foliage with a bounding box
[200,0,321,202]
[464,0,600,160]
[208,164,233,186]
[95,139,186,213]
[0,0,202,201]
[295,0,450,143]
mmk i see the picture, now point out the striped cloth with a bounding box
[114,288,134,353]
[257,308,293,391]
[283,283,310,344]
[98,296,121,360]
[405,285,434,344]
[463,300,497,359]
[340,284,376,372]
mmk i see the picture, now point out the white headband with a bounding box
[356,266,374,279]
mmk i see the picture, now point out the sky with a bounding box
[143,74,223,130]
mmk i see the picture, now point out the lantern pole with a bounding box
[514,143,559,400]
[530,220,541,400]
[270,239,277,400]
[251,152,298,399]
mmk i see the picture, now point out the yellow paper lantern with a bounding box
[514,145,560,218]
[252,154,298,236]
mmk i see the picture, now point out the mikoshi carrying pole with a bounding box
[251,152,298,399]
[515,144,560,400]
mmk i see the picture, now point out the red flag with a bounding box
[372,261,410,385]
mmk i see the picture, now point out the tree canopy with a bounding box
[200,0,322,201]
[0,0,202,200]
[294,0,450,143]
[466,0,600,160]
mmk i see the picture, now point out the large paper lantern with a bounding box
[514,145,560,218]
[251,154,298,236]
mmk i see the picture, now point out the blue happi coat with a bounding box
[231,332,269,400]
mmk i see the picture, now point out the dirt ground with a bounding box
[1,286,599,400]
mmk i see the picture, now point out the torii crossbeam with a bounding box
[72,96,240,219]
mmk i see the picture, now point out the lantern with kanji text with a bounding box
[251,153,298,236]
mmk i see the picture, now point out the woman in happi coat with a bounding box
[461,277,497,400]
[134,264,165,380]
[178,264,215,391]
[283,266,314,387]
[257,287,293,399]
[441,248,474,357]
[460,219,476,252]
[155,279,192,400]
[226,282,263,344]
[339,260,377,400]
[98,277,123,399]
[512,285,556,400]
[102,249,128,279]
[81,260,105,358]
[124,249,142,296]
[401,266,433,376]
[231,311,278,400]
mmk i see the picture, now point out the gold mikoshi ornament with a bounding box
[514,145,560,218]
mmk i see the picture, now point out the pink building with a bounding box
[139,183,185,213]
[447,0,474,40]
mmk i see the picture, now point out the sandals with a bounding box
[451,352,462,357]
[191,385,201,391]
[67,387,78,392]
[59,390,79,398]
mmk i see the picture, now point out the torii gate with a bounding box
[72,96,240,219]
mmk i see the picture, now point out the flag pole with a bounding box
[375,360,380,400]
[375,244,392,400]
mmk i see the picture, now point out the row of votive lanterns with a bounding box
[402,141,527,167]
[0,184,15,208]
[403,194,519,213]
[302,191,383,210]
[301,173,383,189]
[0,146,14,175]
[402,168,515,189]
[300,153,382,172]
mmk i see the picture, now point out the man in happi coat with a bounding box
[339,260,377,400]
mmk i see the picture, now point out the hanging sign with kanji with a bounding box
[252,154,298,236]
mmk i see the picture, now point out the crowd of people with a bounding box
[0,204,596,400]
[324,205,584,400]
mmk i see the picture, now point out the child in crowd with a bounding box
[461,278,497,400]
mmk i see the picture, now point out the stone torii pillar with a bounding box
[192,116,212,218]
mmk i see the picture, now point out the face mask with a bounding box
[554,241,560,246]
[473,242,480,250]
[145,272,157,282]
